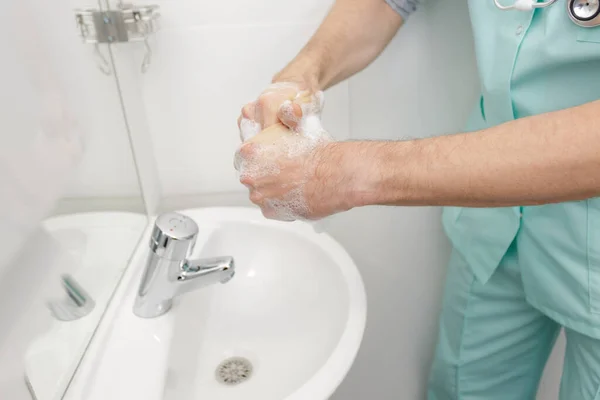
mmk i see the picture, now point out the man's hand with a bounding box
[236,133,351,221]
[236,94,358,221]
[237,81,318,141]
[234,0,405,220]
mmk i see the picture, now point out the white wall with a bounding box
[113,0,566,398]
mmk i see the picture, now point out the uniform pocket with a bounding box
[588,199,600,313]
[577,26,600,43]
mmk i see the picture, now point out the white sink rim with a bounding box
[175,207,368,400]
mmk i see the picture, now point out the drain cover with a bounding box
[215,357,253,385]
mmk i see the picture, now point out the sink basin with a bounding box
[63,207,366,400]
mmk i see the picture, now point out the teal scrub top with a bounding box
[442,1,600,337]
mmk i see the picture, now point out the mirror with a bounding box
[0,1,148,399]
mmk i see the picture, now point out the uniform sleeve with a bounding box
[385,0,420,20]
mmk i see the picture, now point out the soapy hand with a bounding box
[238,82,300,132]
[237,81,322,140]
[235,89,351,221]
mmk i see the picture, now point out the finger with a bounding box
[256,96,283,129]
[239,142,258,159]
[249,190,264,205]
[238,103,258,140]
[233,143,257,171]
[239,118,262,142]
[277,90,325,132]
[241,103,256,121]
[294,90,324,116]
[260,203,281,220]
[277,100,304,132]
[238,103,255,127]
[255,86,299,128]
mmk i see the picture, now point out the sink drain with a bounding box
[215,357,253,386]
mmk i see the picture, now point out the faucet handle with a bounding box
[150,212,199,261]
[47,274,95,321]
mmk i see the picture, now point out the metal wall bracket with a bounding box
[74,4,160,74]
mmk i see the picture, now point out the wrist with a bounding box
[331,140,423,208]
[350,141,395,208]
[272,52,324,91]
[319,141,388,210]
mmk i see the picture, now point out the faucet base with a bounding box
[133,298,173,319]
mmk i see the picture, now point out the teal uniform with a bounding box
[386,0,600,398]
[434,2,600,399]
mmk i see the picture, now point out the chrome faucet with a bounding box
[133,212,235,318]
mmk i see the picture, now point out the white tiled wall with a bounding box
[150,0,332,27]
[43,0,143,200]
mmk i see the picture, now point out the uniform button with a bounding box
[516,25,524,36]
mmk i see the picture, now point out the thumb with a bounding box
[277,100,303,131]
[277,91,325,132]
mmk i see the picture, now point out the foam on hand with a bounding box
[236,85,334,224]
[239,118,261,142]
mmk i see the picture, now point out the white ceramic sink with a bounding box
[64,208,366,400]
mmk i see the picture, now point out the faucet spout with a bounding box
[133,213,236,318]
[175,256,235,296]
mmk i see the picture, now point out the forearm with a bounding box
[273,0,403,90]
[339,100,600,207]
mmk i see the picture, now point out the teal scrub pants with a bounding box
[428,241,600,399]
